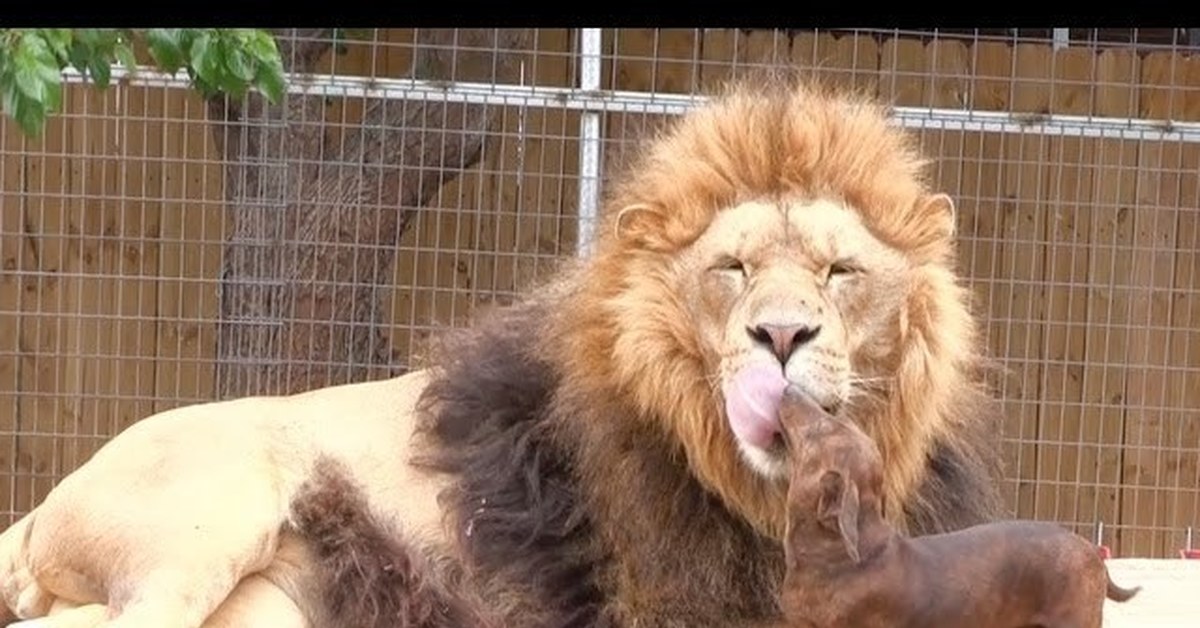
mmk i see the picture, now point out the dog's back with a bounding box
[898,519,1139,627]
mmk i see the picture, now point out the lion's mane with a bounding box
[411,74,1007,626]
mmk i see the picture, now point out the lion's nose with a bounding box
[747,322,821,365]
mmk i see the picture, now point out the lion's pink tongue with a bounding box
[723,363,789,449]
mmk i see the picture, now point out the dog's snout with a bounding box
[747,322,821,365]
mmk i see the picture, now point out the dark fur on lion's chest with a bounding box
[412,301,787,626]
[403,299,1006,627]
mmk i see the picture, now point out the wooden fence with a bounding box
[2,29,1200,557]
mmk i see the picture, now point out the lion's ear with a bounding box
[614,204,671,251]
[917,192,957,242]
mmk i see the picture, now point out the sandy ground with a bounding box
[1103,558,1200,627]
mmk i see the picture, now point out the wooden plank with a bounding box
[517,106,580,283]
[919,37,969,257]
[13,83,78,517]
[1030,47,1094,535]
[970,41,1014,112]
[878,36,926,107]
[1161,140,1200,554]
[379,28,416,79]
[496,29,579,300]
[527,29,575,89]
[696,28,787,90]
[790,31,880,97]
[1119,142,1180,557]
[1138,50,1189,121]
[1077,49,1140,554]
[1119,50,1187,557]
[310,27,378,77]
[611,29,659,92]
[740,29,788,75]
[996,42,1053,521]
[387,28,551,367]
[1159,57,1200,553]
[106,85,161,436]
[925,38,971,110]
[653,29,701,94]
[0,107,30,523]
[698,29,735,91]
[958,44,1015,510]
[400,29,553,351]
[377,27,425,365]
[61,84,125,480]
[154,90,222,414]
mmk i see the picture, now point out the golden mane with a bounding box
[602,76,954,261]
[544,74,988,538]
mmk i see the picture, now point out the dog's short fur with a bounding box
[776,385,1141,628]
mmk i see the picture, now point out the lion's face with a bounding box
[676,198,911,479]
[561,80,974,536]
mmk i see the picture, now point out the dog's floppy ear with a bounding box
[817,470,862,563]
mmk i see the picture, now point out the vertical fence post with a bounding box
[1052,28,1070,50]
[576,28,603,258]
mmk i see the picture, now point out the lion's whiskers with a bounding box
[843,374,893,409]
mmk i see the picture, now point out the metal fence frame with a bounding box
[57,28,1200,260]
[10,27,1197,557]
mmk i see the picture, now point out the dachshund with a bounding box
[775,385,1141,628]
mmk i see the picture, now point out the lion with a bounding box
[0,74,1007,627]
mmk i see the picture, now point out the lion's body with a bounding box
[0,77,1008,628]
[0,371,451,627]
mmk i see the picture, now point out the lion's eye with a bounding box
[715,257,748,276]
[826,261,859,282]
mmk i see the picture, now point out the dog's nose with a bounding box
[747,322,821,365]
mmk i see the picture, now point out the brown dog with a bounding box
[775,385,1140,628]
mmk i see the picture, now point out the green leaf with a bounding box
[253,60,286,104]
[189,31,221,86]
[244,30,278,64]
[68,40,91,75]
[42,78,61,113]
[89,56,111,89]
[28,58,63,89]
[13,45,42,100]
[32,58,62,85]
[114,41,136,73]
[14,94,44,138]
[145,28,184,74]
[1,80,21,118]
[37,29,72,65]
[224,46,255,83]
[73,28,100,46]
[176,28,198,59]
[210,40,248,99]
[20,32,62,72]
[189,68,218,99]
[13,64,45,103]
[92,29,120,51]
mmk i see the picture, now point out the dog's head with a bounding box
[780,386,887,566]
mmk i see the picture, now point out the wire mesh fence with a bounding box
[2,28,1200,558]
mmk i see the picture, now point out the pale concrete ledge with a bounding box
[1104,559,1200,627]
